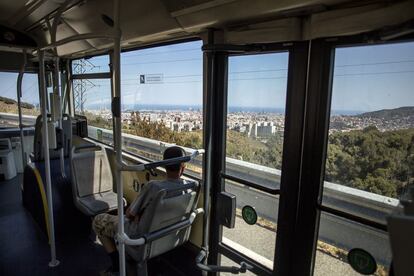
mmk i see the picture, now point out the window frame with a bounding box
[223,48,291,195]
[291,34,414,276]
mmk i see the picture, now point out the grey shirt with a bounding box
[125,179,188,234]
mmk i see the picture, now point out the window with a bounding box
[222,52,289,269]
[120,41,203,175]
[315,41,414,275]
[75,42,204,174]
[0,72,39,126]
[225,53,288,187]
[324,42,414,200]
[72,55,113,144]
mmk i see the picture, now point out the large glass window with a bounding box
[325,42,414,200]
[0,72,39,126]
[222,52,288,269]
[120,41,203,175]
[315,41,414,275]
[74,42,203,175]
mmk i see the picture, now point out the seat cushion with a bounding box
[77,191,118,215]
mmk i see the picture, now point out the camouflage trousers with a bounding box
[92,213,118,240]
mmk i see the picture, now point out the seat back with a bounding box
[33,114,72,161]
[126,180,199,262]
[71,145,113,198]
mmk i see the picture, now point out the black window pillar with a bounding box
[291,38,334,275]
[274,41,309,275]
[202,30,228,275]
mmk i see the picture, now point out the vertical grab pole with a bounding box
[17,49,27,168]
[54,56,66,178]
[112,0,125,275]
[66,61,74,117]
[39,50,60,267]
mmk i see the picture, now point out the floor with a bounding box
[0,174,110,276]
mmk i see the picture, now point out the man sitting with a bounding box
[92,146,188,275]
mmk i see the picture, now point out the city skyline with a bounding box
[0,41,413,113]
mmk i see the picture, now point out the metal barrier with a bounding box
[87,125,398,222]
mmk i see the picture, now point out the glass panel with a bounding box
[225,52,288,188]
[74,78,113,144]
[71,55,110,74]
[317,42,414,276]
[222,180,278,270]
[119,41,203,176]
[222,52,288,268]
[325,42,414,201]
[315,212,390,275]
[0,72,40,126]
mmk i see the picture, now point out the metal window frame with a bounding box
[202,30,229,273]
[285,34,414,276]
[274,41,310,275]
[286,38,335,276]
[204,38,310,275]
[222,45,292,198]
[314,35,414,234]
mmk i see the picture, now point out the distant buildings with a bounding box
[86,108,414,137]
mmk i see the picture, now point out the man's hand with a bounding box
[125,207,134,219]
[125,207,140,222]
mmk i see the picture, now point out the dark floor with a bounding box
[0,174,109,276]
[0,174,202,276]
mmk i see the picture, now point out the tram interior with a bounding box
[0,0,414,276]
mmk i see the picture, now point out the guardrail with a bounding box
[0,112,37,126]
[88,125,399,224]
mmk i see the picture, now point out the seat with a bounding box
[70,144,120,216]
[33,114,72,162]
[124,180,200,276]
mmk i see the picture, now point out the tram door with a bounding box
[205,43,309,275]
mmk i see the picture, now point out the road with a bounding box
[221,216,362,276]
[226,183,392,266]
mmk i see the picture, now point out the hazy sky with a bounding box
[332,42,414,112]
[0,72,39,105]
[1,40,414,113]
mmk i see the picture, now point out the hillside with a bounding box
[0,96,39,116]
[358,106,414,119]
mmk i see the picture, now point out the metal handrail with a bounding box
[119,149,204,172]
[196,248,253,274]
[39,33,117,51]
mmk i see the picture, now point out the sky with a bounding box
[0,72,39,105]
[1,40,414,113]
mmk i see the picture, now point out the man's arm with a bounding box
[125,183,152,221]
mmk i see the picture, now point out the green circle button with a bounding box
[347,248,377,275]
[242,205,257,225]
